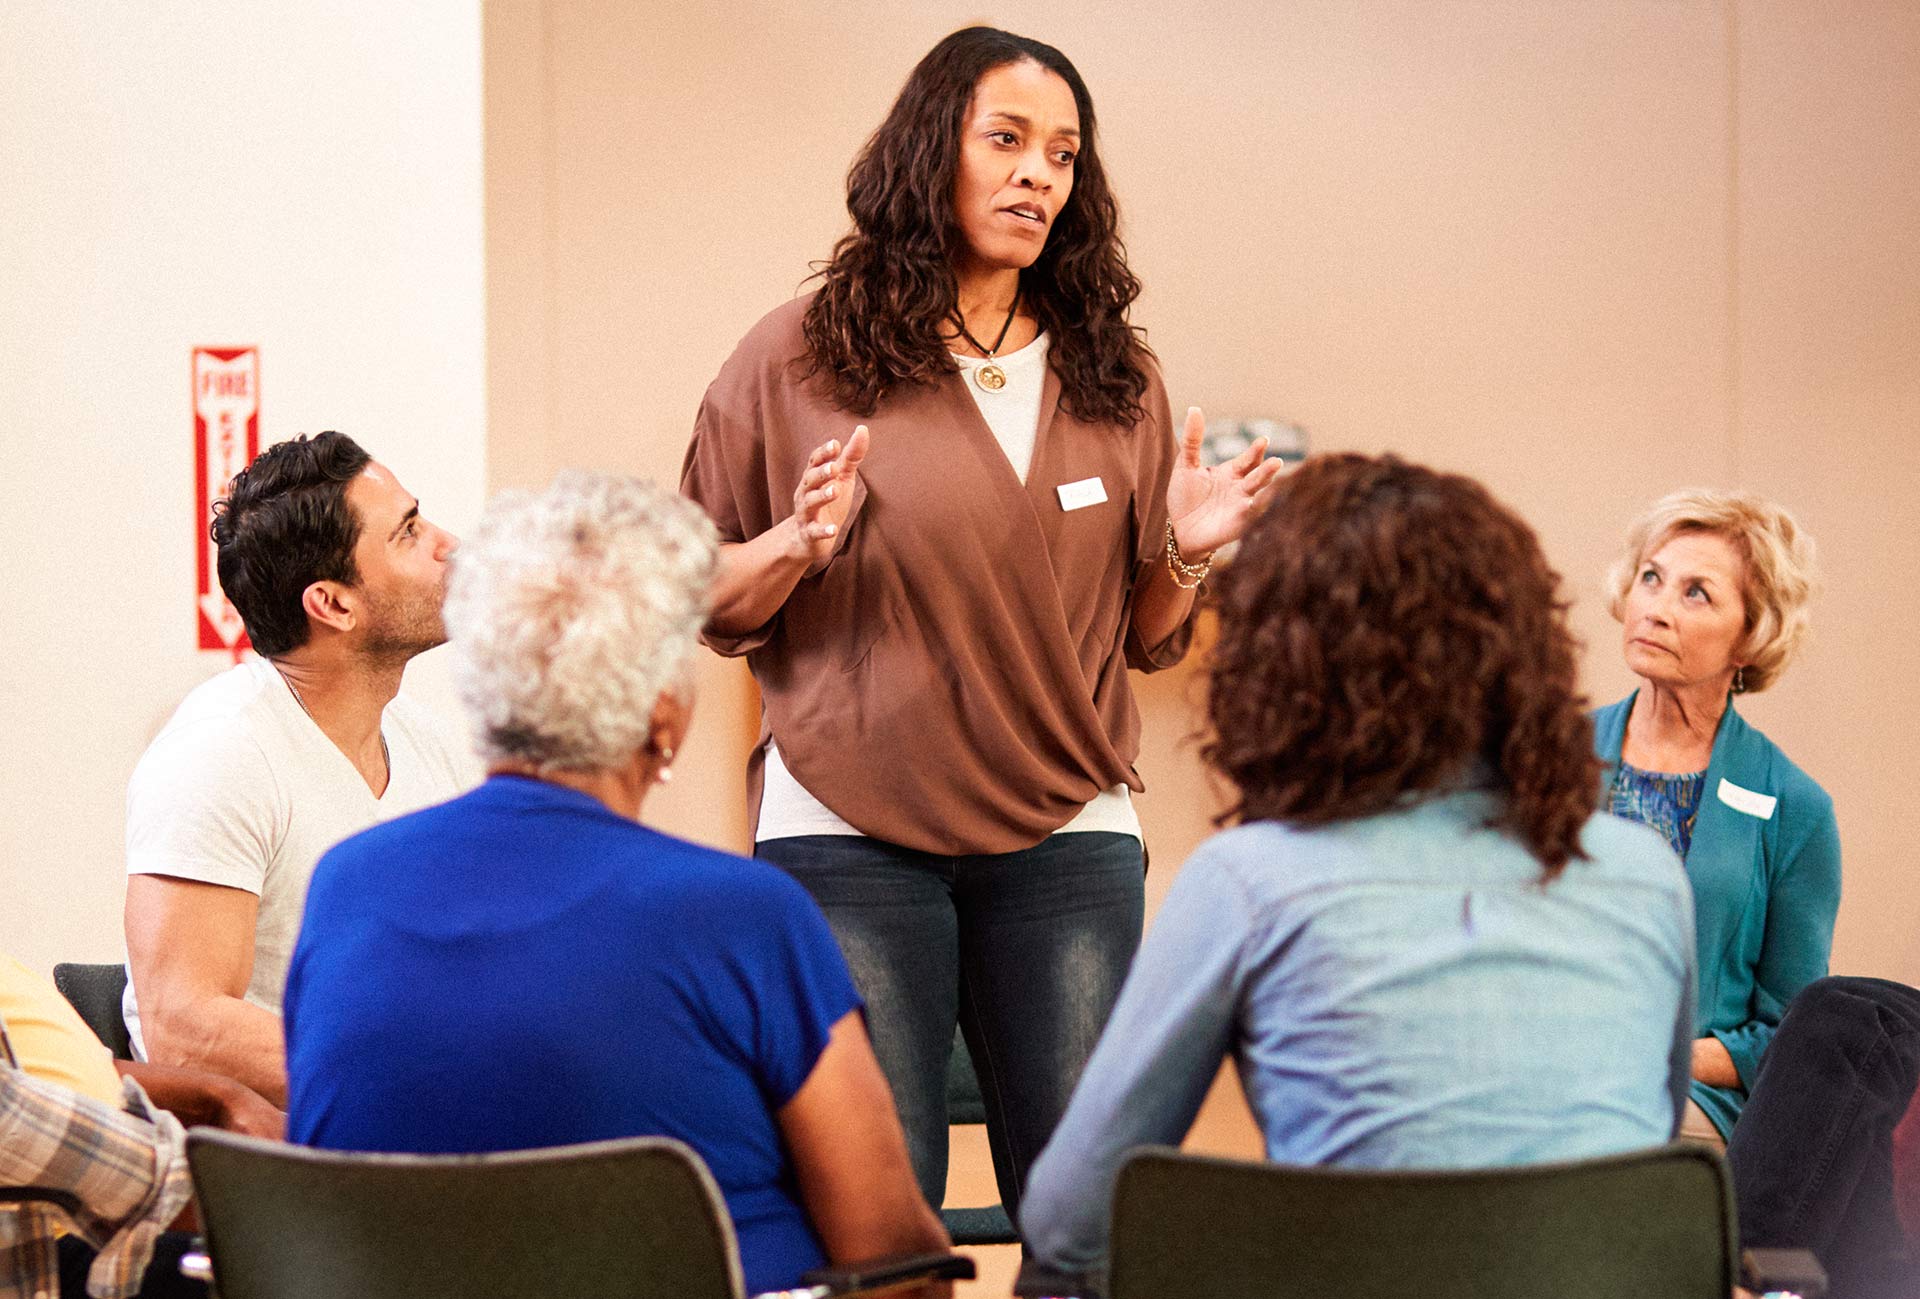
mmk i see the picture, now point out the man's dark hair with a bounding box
[211,431,372,657]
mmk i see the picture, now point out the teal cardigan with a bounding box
[1593,694,1841,1139]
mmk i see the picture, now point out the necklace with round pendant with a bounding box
[955,284,1019,395]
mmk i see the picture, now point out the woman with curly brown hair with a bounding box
[679,26,1283,1219]
[1022,454,1697,1277]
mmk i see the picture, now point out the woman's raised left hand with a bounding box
[1165,406,1290,558]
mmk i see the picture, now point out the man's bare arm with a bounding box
[124,875,286,1105]
[113,1058,284,1138]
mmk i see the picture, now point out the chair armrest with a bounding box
[0,1186,83,1216]
[1740,1246,1827,1298]
[790,1250,976,1296]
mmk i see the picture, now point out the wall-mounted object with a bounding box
[1201,416,1308,468]
[1193,417,1308,569]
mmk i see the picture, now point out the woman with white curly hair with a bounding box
[279,472,948,1296]
[1592,488,1840,1150]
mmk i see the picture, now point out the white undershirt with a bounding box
[953,329,1051,482]
[756,332,1141,844]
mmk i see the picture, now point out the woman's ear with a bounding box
[647,689,694,764]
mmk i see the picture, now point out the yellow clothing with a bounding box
[0,952,123,1105]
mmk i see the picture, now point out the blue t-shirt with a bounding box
[283,775,863,1294]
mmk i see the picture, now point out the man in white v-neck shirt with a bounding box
[123,432,471,1105]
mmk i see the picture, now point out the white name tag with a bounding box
[1717,778,1777,820]
[1056,476,1108,511]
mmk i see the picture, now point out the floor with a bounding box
[946,1066,1262,1298]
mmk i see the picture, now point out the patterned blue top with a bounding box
[1610,762,1707,860]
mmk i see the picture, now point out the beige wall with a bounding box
[1731,3,1920,983]
[0,2,488,973]
[0,5,1900,1293]
[486,0,1920,983]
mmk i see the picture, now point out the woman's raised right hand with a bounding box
[788,425,869,564]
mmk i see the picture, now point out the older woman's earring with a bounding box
[1733,667,1747,694]
[656,746,675,784]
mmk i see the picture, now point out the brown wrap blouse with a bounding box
[680,296,1195,855]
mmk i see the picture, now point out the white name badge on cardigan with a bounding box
[1056,477,1108,511]
[1717,778,1778,820]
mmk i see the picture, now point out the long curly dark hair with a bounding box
[1204,454,1600,878]
[801,26,1151,426]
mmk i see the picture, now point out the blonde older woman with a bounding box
[1593,488,1840,1148]
[279,472,947,1296]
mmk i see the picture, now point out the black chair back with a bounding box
[1107,1142,1737,1299]
[51,962,133,1060]
[187,1130,743,1299]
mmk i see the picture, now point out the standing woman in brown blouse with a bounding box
[681,26,1282,1221]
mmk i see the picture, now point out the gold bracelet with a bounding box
[1165,522,1212,589]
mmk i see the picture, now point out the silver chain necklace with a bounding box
[273,662,390,776]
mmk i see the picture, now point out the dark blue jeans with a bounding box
[1727,976,1920,1299]
[756,832,1145,1222]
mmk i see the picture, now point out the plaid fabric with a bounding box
[1,1051,191,1299]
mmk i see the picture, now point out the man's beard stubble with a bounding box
[358,578,448,665]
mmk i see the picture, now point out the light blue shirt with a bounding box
[1021,790,1696,1275]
